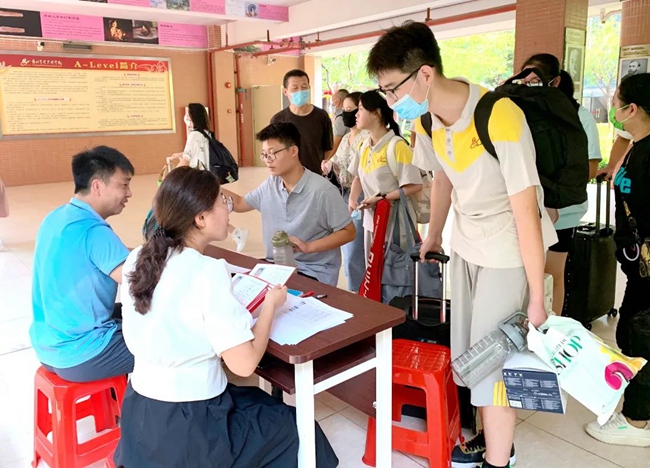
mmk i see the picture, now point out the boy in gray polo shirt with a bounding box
[223,122,356,286]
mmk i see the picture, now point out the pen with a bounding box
[300,291,314,298]
[315,294,327,299]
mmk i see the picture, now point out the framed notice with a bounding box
[564,44,585,99]
[0,52,175,138]
[619,44,650,86]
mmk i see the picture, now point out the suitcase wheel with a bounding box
[608,309,618,318]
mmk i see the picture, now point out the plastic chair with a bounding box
[362,339,461,467]
[32,366,126,468]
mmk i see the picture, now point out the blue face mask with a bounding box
[291,90,310,107]
[389,80,430,120]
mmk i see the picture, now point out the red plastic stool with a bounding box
[362,339,461,467]
[32,366,127,468]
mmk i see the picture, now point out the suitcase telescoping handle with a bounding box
[595,174,612,231]
[410,252,450,323]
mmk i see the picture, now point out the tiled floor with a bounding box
[0,168,646,467]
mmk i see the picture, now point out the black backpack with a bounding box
[419,68,589,209]
[196,130,239,185]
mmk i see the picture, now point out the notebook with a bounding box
[232,264,296,312]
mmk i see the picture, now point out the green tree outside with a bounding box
[320,15,621,159]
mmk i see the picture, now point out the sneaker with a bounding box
[231,228,248,253]
[451,431,516,468]
[585,412,650,447]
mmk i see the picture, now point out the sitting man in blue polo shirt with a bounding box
[223,122,355,286]
[30,146,135,382]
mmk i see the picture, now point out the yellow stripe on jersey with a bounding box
[432,122,485,173]
[487,98,525,144]
[358,138,414,174]
[492,380,510,407]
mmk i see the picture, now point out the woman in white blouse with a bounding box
[321,91,368,292]
[115,167,338,468]
[169,103,248,253]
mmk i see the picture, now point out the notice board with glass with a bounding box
[0,52,175,138]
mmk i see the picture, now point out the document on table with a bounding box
[225,261,250,275]
[232,274,269,311]
[253,294,354,346]
[249,264,294,286]
[231,264,296,312]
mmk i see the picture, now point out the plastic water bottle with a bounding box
[452,312,529,389]
[272,231,296,267]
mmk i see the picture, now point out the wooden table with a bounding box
[204,246,405,468]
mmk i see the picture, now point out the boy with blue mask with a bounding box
[368,21,557,468]
[270,69,334,175]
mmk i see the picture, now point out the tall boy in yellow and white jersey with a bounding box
[367,21,557,468]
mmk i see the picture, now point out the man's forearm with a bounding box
[428,173,452,236]
[307,224,355,253]
[511,187,546,303]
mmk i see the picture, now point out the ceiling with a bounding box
[2,0,313,26]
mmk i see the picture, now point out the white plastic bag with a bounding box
[527,316,646,424]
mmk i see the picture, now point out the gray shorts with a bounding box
[42,304,134,382]
[450,251,528,408]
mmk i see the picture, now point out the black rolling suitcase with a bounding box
[389,252,478,433]
[563,177,618,329]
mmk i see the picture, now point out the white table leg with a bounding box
[375,329,392,468]
[258,376,272,395]
[295,360,316,468]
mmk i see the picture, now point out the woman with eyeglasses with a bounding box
[348,90,423,260]
[585,73,650,448]
[321,91,368,292]
[114,167,339,467]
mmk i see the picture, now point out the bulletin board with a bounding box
[0,52,175,138]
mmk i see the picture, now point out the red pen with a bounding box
[300,291,314,298]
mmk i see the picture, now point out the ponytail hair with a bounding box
[129,167,220,314]
[359,90,402,137]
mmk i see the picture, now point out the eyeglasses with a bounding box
[377,69,419,101]
[221,194,234,213]
[260,147,290,163]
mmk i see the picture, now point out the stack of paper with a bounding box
[255,294,354,346]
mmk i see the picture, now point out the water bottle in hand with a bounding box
[452,312,529,389]
[272,231,296,267]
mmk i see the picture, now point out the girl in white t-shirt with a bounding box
[169,103,248,253]
[115,167,338,468]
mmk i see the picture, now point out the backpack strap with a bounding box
[473,91,504,159]
[419,112,433,138]
[385,135,403,178]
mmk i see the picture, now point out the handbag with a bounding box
[381,189,440,304]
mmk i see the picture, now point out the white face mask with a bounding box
[184,115,192,127]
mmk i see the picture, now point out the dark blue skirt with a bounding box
[115,382,339,468]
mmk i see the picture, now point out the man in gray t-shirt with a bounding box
[223,122,355,286]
